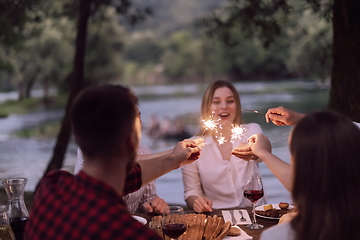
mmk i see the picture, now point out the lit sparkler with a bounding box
[200,110,219,136]
[200,108,247,145]
[230,124,247,142]
[201,118,218,132]
[216,133,226,145]
[241,109,262,114]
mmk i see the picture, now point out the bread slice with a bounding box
[209,216,222,239]
[215,221,231,240]
[227,225,241,236]
[196,214,206,240]
[203,215,215,240]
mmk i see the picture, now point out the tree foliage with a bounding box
[1,0,337,93]
[196,0,360,121]
[41,0,153,178]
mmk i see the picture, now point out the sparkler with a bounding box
[201,118,219,132]
[200,110,219,135]
[199,107,248,145]
[200,118,247,145]
[241,109,262,114]
[230,124,246,142]
[199,110,220,145]
[216,133,226,145]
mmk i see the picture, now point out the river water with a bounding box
[0,79,329,206]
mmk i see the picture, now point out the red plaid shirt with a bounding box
[25,164,162,240]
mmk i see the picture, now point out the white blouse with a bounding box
[181,123,267,209]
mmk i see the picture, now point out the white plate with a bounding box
[132,215,147,225]
[255,204,294,220]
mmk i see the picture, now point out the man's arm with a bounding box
[265,106,305,126]
[137,139,203,185]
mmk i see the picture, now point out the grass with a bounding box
[13,121,61,139]
[0,188,34,211]
[0,94,68,117]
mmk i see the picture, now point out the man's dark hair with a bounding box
[71,85,138,159]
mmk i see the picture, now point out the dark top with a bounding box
[25,164,163,240]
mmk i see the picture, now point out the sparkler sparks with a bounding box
[201,118,218,131]
[230,124,246,142]
[216,133,226,145]
[200,119,247,145]
[199,108,247,145]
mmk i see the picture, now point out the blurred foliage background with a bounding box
[0,0,332,100]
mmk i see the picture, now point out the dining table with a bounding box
[135,207,279,240]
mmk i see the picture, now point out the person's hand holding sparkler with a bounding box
[247,134,272,158]
[231,142,259,161]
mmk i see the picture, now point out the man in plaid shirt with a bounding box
[25,85,203,240]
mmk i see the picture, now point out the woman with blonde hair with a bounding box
[182,80,269,213]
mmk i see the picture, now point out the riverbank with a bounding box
[0,188,34,210]
[0,94,67,118]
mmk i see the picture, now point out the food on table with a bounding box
[263,204,273,211]
[278,202,289,210]
[227,225,241,236]
[149,214,232,240]
[255,204,295,219]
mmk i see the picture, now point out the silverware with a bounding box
[239,210,246,222]
[230,209,237,225]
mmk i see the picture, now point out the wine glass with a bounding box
[243,175,264,229]
[162,206,186,240]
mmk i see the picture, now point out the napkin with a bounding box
[223,226,253,240]
[222,210,252,225]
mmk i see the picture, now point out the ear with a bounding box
[125,130,138,156]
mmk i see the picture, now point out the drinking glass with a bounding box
[2,178,29,240]
[243,175,264,229]
[0,205,15,240]
[162,206,186,240]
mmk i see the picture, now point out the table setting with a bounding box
[135,205,280,240]
[222,209,253,239]
[134,174,283,240]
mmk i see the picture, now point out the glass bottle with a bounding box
[0,205,15,240]
[2,178,29,240]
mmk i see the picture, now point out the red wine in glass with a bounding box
[10,217,28,240]
[162,223,186,239]
[162,206,186,240]
[244,190,264,202]
[243,176,264,229]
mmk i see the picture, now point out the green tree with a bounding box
[2,17,75,100]
[85,8,125,85]
[42,0,152,179]
[197,0,360,122]
[285,9,332,81]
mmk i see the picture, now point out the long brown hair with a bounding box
[290,111,360,240]
[198,80,242,135]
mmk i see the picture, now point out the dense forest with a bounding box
[0,0,331,98]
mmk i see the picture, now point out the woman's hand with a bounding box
[247,134,272,158]
[265,106,305,126]
[193,196,213,213]
[231,142,258,161]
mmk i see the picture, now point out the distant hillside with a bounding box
[129,0,228,36]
